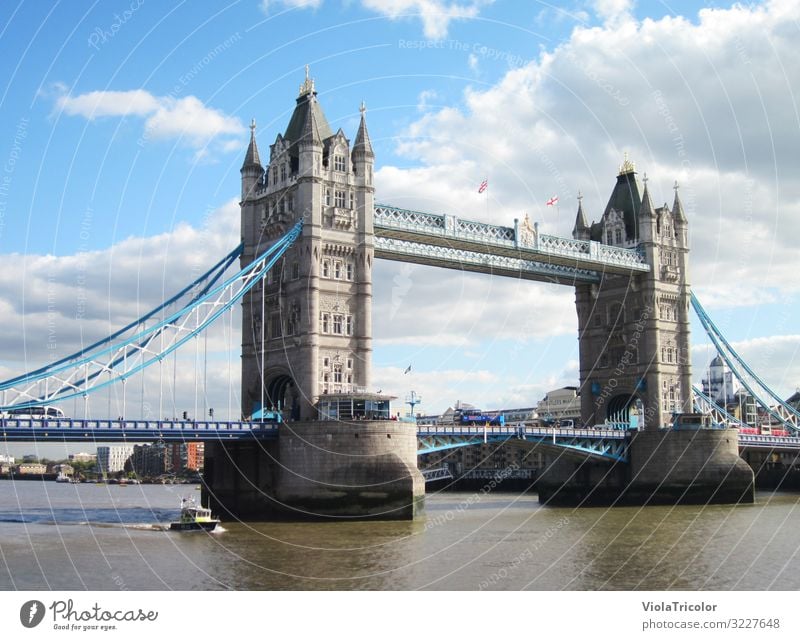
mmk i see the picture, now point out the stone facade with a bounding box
[574,160,692,429]
[240,71,374,420]
[276,420,424,519]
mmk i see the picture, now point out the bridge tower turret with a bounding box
[574,158,692,429]
[240,119,263,201]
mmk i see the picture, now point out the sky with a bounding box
[0,0,799,457]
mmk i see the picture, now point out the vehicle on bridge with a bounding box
[457,410,505,426]
[3,406,66,420]
[249,407,283,424]
[671,413,712,430]
[738,425,791,437]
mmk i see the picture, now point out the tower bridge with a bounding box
[3,70,784,518]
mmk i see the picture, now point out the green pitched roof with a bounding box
[603,169,641,241]
[284,93,333,143]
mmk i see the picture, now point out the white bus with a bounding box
[4,406,66,420]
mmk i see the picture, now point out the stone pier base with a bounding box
[276,420,424,520]
[536,429,754,506]
[626,428,754,504]
[203,420,424,520]
[202,440,283,519]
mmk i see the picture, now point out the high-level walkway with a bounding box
[373,204,650,285]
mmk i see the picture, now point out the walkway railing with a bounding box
[374,204,649,274]
[0,418,279,442]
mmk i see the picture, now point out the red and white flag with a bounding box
[546,195,559,206]
[478,179,488,194]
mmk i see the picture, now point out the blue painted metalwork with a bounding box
[691,293,800,432]
[420,466,454,482]
[0,418,279,442]
[692,384,748,429]
[416,425,629,462]
[0,221,303,411]
[0,244,242,389]
[4,418,800,458]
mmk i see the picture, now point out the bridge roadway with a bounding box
[373,204,651,285]
[2,419,795,461]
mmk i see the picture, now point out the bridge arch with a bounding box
[606,393,643,428]
[264,371,301,421]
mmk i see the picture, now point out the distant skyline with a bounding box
[1,1,798,457]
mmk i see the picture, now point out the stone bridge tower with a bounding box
[538,158,754,506]
[239,69,375,420]
[573,158,692,429]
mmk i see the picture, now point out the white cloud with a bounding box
[416,89,439,111]
[260,0,322,13]
[373,261,575,347]
[142,96,242,145]
[262,0,493,38]
[362,0,492,39]
[56,88,244,151]
[591,0,633,24]
[56,89,160,118]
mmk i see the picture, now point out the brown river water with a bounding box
[1,481,798,590]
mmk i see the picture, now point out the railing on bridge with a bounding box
[737,433,800,449]
[374,204,649,273]
[416,424,629,461]
[0,418,279,442]
[374,236,601,284]
[420,466,454,483]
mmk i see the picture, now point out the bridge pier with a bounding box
[537,428,754,506]
[202,440,283,519]
[203,420,424,520]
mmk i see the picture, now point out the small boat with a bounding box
[169,497,220,532]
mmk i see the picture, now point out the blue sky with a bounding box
[1,0,799,455]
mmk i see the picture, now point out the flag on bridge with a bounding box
[403,365,412,374]
[546,195,558,206]
[478,179,488,194]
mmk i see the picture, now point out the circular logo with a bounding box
[20,600,45,628]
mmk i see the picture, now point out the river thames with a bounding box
[1,481,798,591]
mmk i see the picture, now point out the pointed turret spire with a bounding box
[639,172,655,218]
[352,101,374,159]
[672,180,687,223]
[618,151,635,176]
[241,118,262,170]
[572,190,589,239]
[299,64,315,97]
